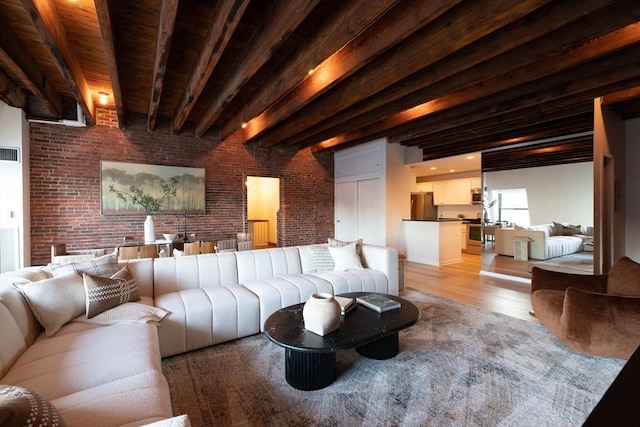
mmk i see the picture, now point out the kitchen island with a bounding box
[402,219,462,266]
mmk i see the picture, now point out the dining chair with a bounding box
[199,241,215,254]
[138,245,158,259]
[237,240,254,251]
[183,242,201,256]
[118,246,140,261]
[216,239,237,252]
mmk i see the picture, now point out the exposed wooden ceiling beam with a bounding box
[146,0,179,132]
[285,0,631,150]
[219,0,400,141]
[602,86,640,105]
[21,0,95,124]
[240,0,458,144]
[255,0,554,148]
[308,23,640,153]
[171,0,249,134]
[0,8,60,115]
[194,0,322,138]
[0,68,27,108]
[95,0,125,128]
[482,138,593,172]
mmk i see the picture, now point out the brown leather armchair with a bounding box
[531,256,640,359]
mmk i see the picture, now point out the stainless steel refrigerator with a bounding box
[410,192,438,220]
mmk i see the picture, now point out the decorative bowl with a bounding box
[162,233,178,241]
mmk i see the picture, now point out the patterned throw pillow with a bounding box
[49,251,119,278]
[83,267,141,318]
[13,272,86,336]
[300,245,335,273]
[0,385,67,427]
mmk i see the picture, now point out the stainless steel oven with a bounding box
[466,224,482,255]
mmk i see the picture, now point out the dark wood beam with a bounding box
[171,0,249,134]
[309,24,640,153]
[482,138,593,172]
[219,0,401,141]
[194,0,323,138]
[240,0,458,144]
[602,86,640,105]
[0,68,27,108]
[256,0,554,148]
[0,8,60,115]
[95,0,125,128]
[146,0,179,132]
[21,0,95,124]
[285,0,631,150]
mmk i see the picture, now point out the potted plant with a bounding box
[482,199,497,223]
[109,178,178,242]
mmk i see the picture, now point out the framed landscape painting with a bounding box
[101,161,206,215]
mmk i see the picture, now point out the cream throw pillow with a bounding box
[328,243,363,271]
[49,251,119,278]
[13,272,85,336]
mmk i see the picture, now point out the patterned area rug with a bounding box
[162,289,624,426]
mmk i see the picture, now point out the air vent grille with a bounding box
[0,147,19,162]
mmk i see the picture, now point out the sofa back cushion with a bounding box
[118,258,154,298]
[607,256,640,297]
[153,252,239,296]
[0,302,27,379]
[236,247,302,283]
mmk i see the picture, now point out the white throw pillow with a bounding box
[299,245,334,273]
[13,272,86,336]
[328,243,363,271]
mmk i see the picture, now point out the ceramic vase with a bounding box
[303,293,341,336]
[144,215,155,243]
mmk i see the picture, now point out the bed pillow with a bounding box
[328,243,364,271]
[83,267,141,318]
[0,385,67,427]
[12,272,85,336]
[48,251,119,278]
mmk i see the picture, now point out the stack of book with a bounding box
[334,296,356,315]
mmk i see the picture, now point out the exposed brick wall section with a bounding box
[29,108,334,265]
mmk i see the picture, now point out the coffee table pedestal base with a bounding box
[285,349,336,391]
[356,332,399,360]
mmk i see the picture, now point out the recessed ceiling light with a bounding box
[449,169,456,173]
[241,122,247,129]
[466,155,474,160]
[430,167,436,170]
[308,69,314,75]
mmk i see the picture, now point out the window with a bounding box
[490,189,530,227]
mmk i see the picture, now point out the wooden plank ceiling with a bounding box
[0,0,639,171]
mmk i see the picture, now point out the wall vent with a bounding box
[0,147,20,162]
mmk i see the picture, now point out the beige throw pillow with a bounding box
[328,238,363,255]
[13,272,86,336]
[83,267,141,318]
[49,251,119,278]
[328,243,364,271]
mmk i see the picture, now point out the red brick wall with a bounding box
[29,108,334,265]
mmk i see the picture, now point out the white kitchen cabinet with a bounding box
[471,177,482,189]
[432,179,472,205]
[461,223,467,250]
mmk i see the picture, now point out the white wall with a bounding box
[625,117,640,260]
[0,102,30,269]
[483,162,593,227]
[385,142,415,250]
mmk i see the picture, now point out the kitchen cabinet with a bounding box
[403,220,462,266]
[461,223,467,250]
[433,179,472,205]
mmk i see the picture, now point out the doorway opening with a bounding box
[245,176,279,248]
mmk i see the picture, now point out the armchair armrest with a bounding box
[562,287,640,359]
[531,267,607,293]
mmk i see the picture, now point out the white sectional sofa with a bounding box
[0,243,398,426]
[494,223,593,260]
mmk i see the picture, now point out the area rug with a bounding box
[162,289,624,426]
[529,252,594,275]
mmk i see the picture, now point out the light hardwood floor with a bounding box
[404,252,536,323]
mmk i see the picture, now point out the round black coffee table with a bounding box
[264,292,420,391]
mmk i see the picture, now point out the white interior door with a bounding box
[335,181,358,241]
[357,178,384,245]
